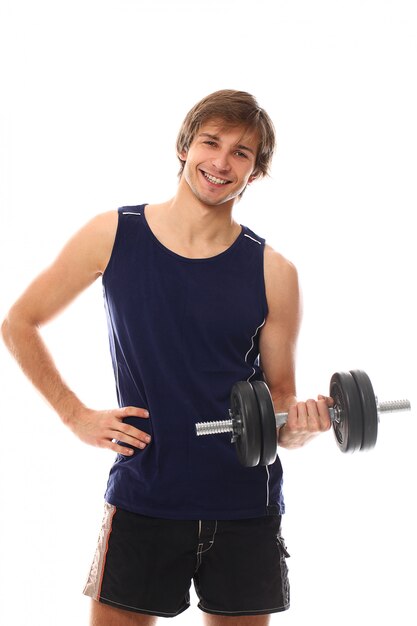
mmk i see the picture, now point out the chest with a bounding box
[104,246,267,369]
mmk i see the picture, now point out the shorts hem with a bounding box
[98,595,190,618]
[197,602,290,616]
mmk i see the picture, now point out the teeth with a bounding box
[203,172,229,185]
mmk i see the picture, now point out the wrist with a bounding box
[278,424,317,449]
[54,390,87,427]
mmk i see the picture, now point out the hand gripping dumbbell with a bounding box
[195,370,411,467]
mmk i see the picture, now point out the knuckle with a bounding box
[126,425,140,438]
[104,416,114,428]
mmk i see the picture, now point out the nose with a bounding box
[212,150,231,173]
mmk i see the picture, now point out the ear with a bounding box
[248,171,259,184]
[178,147,188,161]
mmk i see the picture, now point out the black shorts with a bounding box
[83,503,290,618]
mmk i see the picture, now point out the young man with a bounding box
[2,90,331,625]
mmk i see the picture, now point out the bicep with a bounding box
[259,248,302,406]
[7,211,118,327]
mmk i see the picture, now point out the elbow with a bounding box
[1,307,36,351]
[2,313,20,352]
[1,315,12,348]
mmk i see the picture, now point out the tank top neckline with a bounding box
[140,204,246,263]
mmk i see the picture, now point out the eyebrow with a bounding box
[198,132,256,155]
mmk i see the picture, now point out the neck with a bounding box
[171,179,238,240]
[165,178,239,243]
[144,183,242,259]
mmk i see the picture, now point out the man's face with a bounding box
[179,120,259,207]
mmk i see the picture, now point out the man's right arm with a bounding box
[1,211,151,455]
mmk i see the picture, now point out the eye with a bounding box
[203,140,217,147]
[235,150,249,159]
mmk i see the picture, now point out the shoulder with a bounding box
[263,244,301,317]
[69,209,119,240]
[63,210,119,275]
[86,209,119,232]
[264,243,299,287]
[77,209,119,251]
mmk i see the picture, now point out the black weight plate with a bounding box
[350,369,378,451]
[252,381,278,466]
[230,381,262,467]
[330,371,363,453]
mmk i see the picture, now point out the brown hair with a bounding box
[176,89,276,179]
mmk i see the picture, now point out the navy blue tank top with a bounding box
[102,205,284,520]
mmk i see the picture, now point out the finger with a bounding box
[110,429,151,447]
[117,406,150,420]
[318,394,334,407]
[306,398,319,417]
[108,440,135,456]
[285,404,300,429]
[316,397,332,431]
[295,402,308,430]
[116,421,152,441]
[305,399,320,430]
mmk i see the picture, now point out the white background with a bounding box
[0,0,416,624]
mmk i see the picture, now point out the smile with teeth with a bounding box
[202,171,231,185]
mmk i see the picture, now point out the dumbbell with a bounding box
[195,370,411,467]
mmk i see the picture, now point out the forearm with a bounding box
[2,315,85,425]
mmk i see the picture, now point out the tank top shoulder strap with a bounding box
[118,205,147,217]
[241,225,266,248]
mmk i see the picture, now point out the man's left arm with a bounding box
[259,245,331,449]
